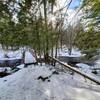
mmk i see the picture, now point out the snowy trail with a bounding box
[0,65,100,100]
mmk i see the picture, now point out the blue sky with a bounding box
[69,0,82,9]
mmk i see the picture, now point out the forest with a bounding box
[0,0,100,100]
[0,0,99,60]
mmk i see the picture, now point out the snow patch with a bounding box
[58,47,85,57]
[0,65,100,100]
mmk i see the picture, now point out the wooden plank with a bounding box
[49,56,100,85]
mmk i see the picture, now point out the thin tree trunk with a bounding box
[43,0,49,64]
[22,49,25,65]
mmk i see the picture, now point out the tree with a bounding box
[75,26,100,60]
[82,0,100,30]
[75,0,100,59]
[0,0,77,63]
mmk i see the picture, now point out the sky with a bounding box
[52,0,83,25]
[13,0,83,24]
[69,0,82,9]
[67,0,83,24]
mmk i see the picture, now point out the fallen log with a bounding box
[49,56,100,85]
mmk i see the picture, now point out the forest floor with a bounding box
[0,48,100,100]
[0,64,100,100]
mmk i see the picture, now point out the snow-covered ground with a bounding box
[76,63,100,81]
[95,59,100,69]
[57,46,100,80]
[57,47,85,57]
[94,59,100,76]
[0,65,100,100]
[0,49,36,75]
[0,48,100,100]
[0,49,36,63]
[95,59,100,65]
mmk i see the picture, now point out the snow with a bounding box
[0,67,11,73]
[76,63,91,73]
[7,50,22,59]
[76,63,100,82]
[0,48,100,100]
[25,51,36,63]
[58,47,85,57]
[17,64,24,69]
[0,65,100,100]
[93,59,100,76]
[94,59,100,69]
[0,49,36,63]
[0,49,36,74]
[0,50,22,59]
[95,59,100,64]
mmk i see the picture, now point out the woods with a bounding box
[0,0,100,61]
[0,1,100,100]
